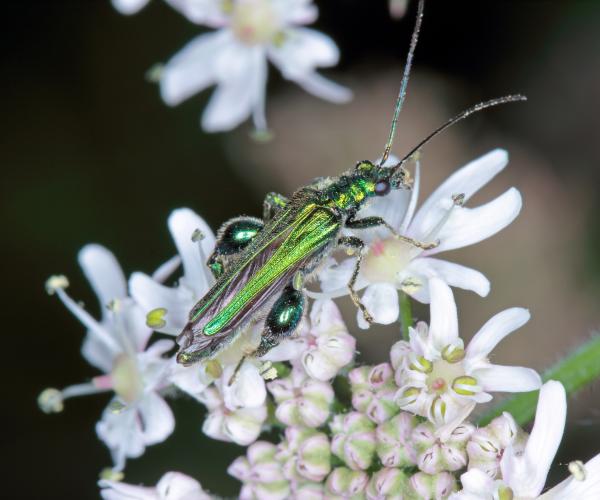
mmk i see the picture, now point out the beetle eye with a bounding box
[375,180,390,195]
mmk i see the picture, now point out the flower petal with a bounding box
[410,149,509,236]
[426,187,522,254]
[96,405,144,471]
[357,186,412,241]
[458,468,495,496]
[358,283,399,329]
[399,159,421,233]
[428,278,459,350]
[129,272,192,335]
[167,208,215,296]
[222,361,267,409]
[99,479,155,500]
[202,45,266,132]
[166,0,229,27]
[474,365,541,393]
[290,71,352,103]
[111,0,150,15]
[156,471,209,500]
[466,307,530,361]
[409,258,490,298]
[269,27,340,77]
[137,391,175,445]
[501,381,566,497]
[160,30,230,106]
[79,244,127,317]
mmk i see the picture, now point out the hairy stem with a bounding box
[477,334,600,426]
[399,292,413,341]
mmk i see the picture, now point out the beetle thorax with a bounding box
[325,175,376,211]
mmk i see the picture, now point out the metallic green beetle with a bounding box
[176,0,524,366]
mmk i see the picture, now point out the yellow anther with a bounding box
[498,486,514,500]
[99,468,125,482]
[204,360,223,379]
[568,460,586,481]
[146,308,167,329]
[431,396,447,418]
[191,228,205,242]
[442,345,465,363]
[38,388,64,414]
[409,356,433,373]
[45,275,69,295]
[452,376,479,396]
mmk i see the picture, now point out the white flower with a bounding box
[199,384,267,445]
[318,149,522,329]
[452,381,600,500]
[159,0,352,132]
[41,245,174,471]
[394,278,541,430]
[100,471,211,499]
[263,299,356,381]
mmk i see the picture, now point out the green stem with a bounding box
[477,334,600,426]
[399,292,413,341]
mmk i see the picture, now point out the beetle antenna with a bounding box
[391,94,527,173]
[379,0,425,167]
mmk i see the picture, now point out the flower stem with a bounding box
[477,334,600,426]
[399,292,413,341]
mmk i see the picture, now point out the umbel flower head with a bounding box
[393,277,541,428]
[40,245,175,471]
[127,0,352,132]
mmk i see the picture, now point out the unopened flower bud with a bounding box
[366,467,410,500]
[268,367,333,428]
[390,340,411,370]
[413,421,473,474]
[410,471,457,499]
[330,412,376,470]
[326,467,369,497]
[375,412,418,467]
[467,413,526,478]
[296,433,331,482]
[350,364,400,423]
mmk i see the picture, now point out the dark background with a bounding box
[3,1,600,498]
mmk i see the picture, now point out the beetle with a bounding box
[175,0,524,367]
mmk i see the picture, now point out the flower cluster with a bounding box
[41,150,600,498]
[113,0,351,133]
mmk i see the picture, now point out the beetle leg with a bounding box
[346,216,438,250]
[228,356,246,386]
[255,285,305,357]
[207,216,264,278]
[263,192,289,221]
[337,236,373,324]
